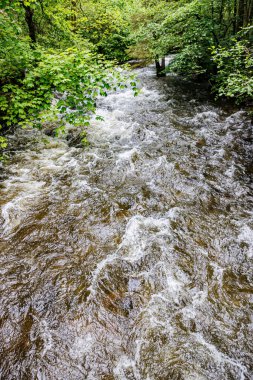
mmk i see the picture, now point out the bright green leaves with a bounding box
[0,47,136,134]
[78,0,131,61]
[0,135,7,149]
[211,36,253,102]
[167,44,209,78]
[0,0,139,157]
[23,0,37,6]
[0,10,33,81]
[0,126,8,159]
[127,0,253,103]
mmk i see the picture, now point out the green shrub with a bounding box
[211,37,253,102]
[0,10,33,82]
[0,48,135,132]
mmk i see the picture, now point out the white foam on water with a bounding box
[89,109,136,143]
[119,215,171,262]
[29,314,54,356]
[225,163,236,178]
[117,148,138,161]
[0,142,75,236]
[86,212,178,307]
[166,275,183,301]
[86,252,118,300]
[210,263,224,286]
[87,85,163,145]
[225,111,247,126]
[39,320,53,357]
[1,182,46,235]
[165,207,181,220]
[185,374,208,380]
[183,111,220,128]
[238,225,253,258]
[70,333,94,361]
[194,333,247,380]
[116,147,140,173]
[182,289,208,321]
[113,355,141,380]
[36,369,47,380]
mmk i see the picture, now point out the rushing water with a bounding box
[0,65,253,380]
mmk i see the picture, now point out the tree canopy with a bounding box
[128,0,253,99]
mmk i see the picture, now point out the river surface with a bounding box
[0,65,253,380]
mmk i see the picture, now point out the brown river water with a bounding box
[0,65,253,380]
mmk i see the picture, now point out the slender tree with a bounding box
[20,1,36,44]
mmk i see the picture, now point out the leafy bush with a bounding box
[0,10,33,82]
[211,37,253,102]
[167,44,210,77]
[0,1,139,158]
[77,0,131,61]
[0,48,136,133]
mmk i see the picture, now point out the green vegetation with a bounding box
[128,0,253,99]
[211,29,253,101]
[0,0,252,156]
[0,0,136,155]
[0,48,130,129]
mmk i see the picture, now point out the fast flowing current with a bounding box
[0,65,253,380]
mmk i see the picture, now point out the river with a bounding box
[0,64,253,380]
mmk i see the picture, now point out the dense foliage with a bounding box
[0,0,252,155]
[128,0,253,100]
[0,48,132,129]
[0,0,137,153]
[211,28,253,101]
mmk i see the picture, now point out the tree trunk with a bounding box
[237,0,245,29]
[22,3,36,44]
[155,57,166,77]
[245,0,253,26]
[71,0,77,31]
[243,0,247,26]
[219,0,224,24]
[233,0,237,34]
